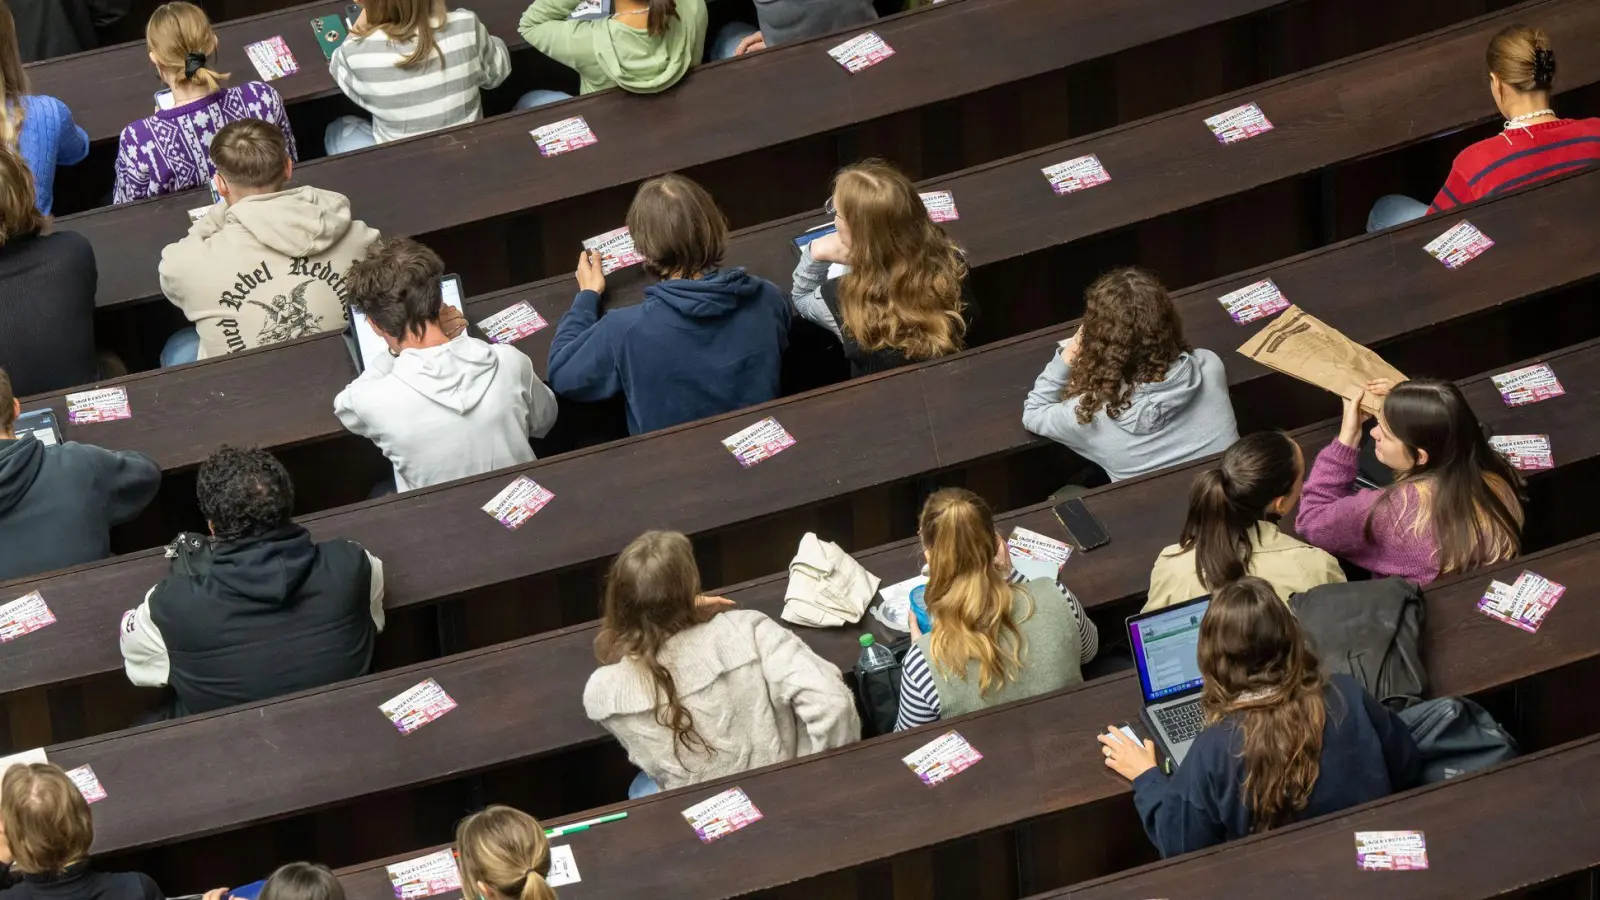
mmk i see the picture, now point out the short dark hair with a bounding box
[344,237,445,341]
[197,445,295,540]
[261,863,345,900]
[0,367,13,432]
[626,174,727,280]
[211,119,290,189]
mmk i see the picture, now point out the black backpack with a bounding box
[1399,696,1518,782]
[1290,578,1427,710]
[852,635,910,738]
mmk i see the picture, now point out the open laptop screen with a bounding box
[1128,596,1210,703]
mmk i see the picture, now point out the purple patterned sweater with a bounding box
[1294,441,1442,584]
[112,82,299,204]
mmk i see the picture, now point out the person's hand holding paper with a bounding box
[1237,305,1405,415]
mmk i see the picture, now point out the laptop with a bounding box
[1127,594,1211,769]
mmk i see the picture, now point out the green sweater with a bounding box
[518,0,708,95]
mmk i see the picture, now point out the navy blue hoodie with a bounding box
[0,435,159,582]
[546,269,790,435]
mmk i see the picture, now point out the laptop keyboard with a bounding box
[1155,701,1205,744]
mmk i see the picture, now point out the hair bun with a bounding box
[184,52,207,79]
[1533,46,1557,87]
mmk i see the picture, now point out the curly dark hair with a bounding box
[1063,267,1192,424]
[197,445,295,540]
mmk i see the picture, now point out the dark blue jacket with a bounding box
[1132,674,1421,857]
[546,269,790,435]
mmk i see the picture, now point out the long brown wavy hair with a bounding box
[920,488,1029,695]
[1198,577,1327,831]
[596,530,711,760]
[1063,267,1191,424]
[833,160,968,361]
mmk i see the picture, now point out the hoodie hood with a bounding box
[0,438,44,516]
[224,186,356,258]
[389,335,504,414]
[592,14,702,92]
[1109,352,1206,435]
[200,524,318,606]
[646,268,767,321]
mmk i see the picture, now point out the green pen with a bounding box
[545,811,628,838]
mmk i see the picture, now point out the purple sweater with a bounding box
[112,82,298,204]
[1294,441,1441,584]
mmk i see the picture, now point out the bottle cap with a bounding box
[859,634,875,648]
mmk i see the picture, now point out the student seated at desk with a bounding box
[113,2,297,204]
[0,144,97,396]
[1,5,88,216]
[894,488,1091,732]
[1022,268,1238,483]
[158,119,380,366]
[547,173,789,435]
[0,367,160,583]
[585,530,859,797]
[1100,577,1421,858]
[456,806,559,900]
[8,0,128,63]
[119,446,386,718]
[1296,379,1523,584]
[1145,431,1343,612]
[0,763,163,900]
[515,0,706,107]
[790,159,974,378]
[335,237,558,492]
[712,0,877,59]
[1368,25,1600,232]
[325,0,511,155]
[201,862,345,900]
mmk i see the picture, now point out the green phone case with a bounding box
[311,14,347,60]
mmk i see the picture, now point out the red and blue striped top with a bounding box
[1429,118,1600,213]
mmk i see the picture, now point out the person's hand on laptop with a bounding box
[1098,726,1158,781]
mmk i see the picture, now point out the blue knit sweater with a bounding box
[13,95,89,215]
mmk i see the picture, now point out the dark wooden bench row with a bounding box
[60,0,1495,309]
[1050,734,1600,900]
[318,532,1600,900]
[47,331,1600,862]
[24,0,1600,475]
[4,165,1596,701]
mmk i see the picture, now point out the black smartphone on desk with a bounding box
[1053,497,1109,551]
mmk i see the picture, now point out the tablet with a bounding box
[344,274,465,374]
[14,409,61,447]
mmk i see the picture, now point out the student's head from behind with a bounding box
[1064,267,1191,424]
[597,530,709,756]
[0,763,94,874]
[197,445,295,541]
[0,367,16,438]
[259,863,345,900]
[1179,431,1304,590]
[146,2,228,93]
[1369,378,1523,574]
[210,119,293,204]
[0,142,45,248]
[356,0,447,69]
[1197,576,1325,830]
[626,174,727,281]
[0,1,29,144]
[345,237,446,347]
[1486,25,1556,113]
[917,488,1024,696]
[455,805,557,900]
[829,160,968,361]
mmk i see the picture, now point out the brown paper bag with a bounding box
[1237,305,1405,415]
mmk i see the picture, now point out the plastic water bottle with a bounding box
[858,633,896,673]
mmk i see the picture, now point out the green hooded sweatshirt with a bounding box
[518,0,708,95]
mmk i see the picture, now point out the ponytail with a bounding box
[146,2,230,94]
[456,806,559,900]
[919,488,1026,695]
[1177,432,1301,592]
[646,0,678,38]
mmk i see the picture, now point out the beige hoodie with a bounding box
[158,186,380,360]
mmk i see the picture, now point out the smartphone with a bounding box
[1053,497,1109,551]
[14,409,61,447]
[793,222,837,254]
[345,3,362,27]
[311,14,349,59]
[154,88,174,111]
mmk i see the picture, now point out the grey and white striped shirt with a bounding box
[330,9,512,144]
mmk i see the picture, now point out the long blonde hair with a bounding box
[920,488,1028,695]
[455,806,557,900]
[2,764,94,875]
[833,160,968,361]
[147,2,230,94]
[0,2,27,145]
[354,0,447,70]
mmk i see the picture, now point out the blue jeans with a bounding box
[1366,194,1429,233]
[709,21,759,60]
[325,115,377,155]
[628,771,661,799]
[514,89,575,111]
[160,327,201,367]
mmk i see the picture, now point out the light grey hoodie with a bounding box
[334,334,559,492]
[1021,348,1239,482]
